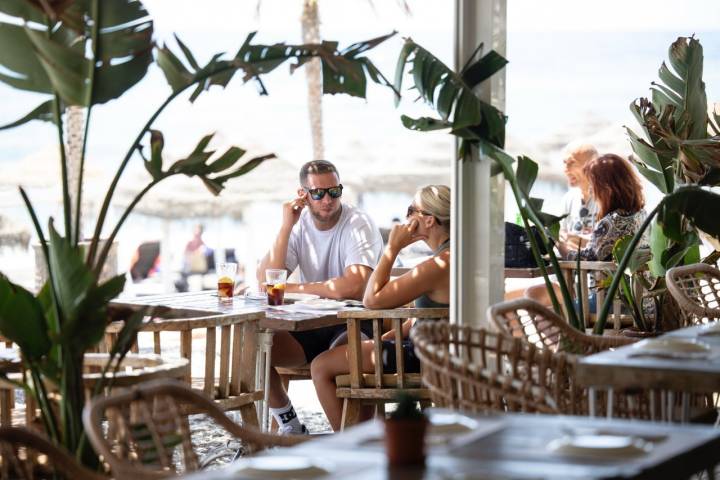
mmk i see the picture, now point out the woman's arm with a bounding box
[566,217,608,261]
[363,221,448,309]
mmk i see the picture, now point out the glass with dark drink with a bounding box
[217,262,237,300]
[265,269,287,306]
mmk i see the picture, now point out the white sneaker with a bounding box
[278,424,309,435]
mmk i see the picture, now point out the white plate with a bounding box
[429,412,479,436]
[548,434,652,458]
[294,299,347,310]
[699,322,720,336]
[633,338,711,354]
[243,291,321,303]
[234,456,331,478]
[285,293,320,302]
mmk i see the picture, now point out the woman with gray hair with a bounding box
[310,185,450,431]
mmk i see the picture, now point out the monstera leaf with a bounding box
[394,38,507,149]
[0,0,153,128]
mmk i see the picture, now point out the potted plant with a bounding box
[0,0,396,468]
[385,392,428,467]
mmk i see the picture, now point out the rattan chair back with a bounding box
[83,379,305,479]
[489,298,635,355]
[666,263,720,325]
[410,323,573,414]
[0,427,105,480]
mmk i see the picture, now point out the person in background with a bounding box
[560,142,599,250]
[527,154,646,308]
[256,160,383,434]
[175,224,210,292]
[310,185,450,431]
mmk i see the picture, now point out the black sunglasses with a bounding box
[406,205,442,224]
[304,184,343,201]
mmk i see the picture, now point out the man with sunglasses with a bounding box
[257,159,383,434]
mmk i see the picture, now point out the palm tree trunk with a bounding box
[301,0,324,160]
[66,106,85,239]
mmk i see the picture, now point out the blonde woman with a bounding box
[310,185,451,431]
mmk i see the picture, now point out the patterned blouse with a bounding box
[567,209,647,262]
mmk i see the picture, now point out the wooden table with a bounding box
[575,323,720,422]
[181,410,720,479]
[111,291,352,430]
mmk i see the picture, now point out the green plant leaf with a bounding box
[24,26,90,105]
[613,236,651,274]
[648,219,668,276]
[666,36,707,140]
[515,156,538,197]
[47,222,94,325]
[0,100,55,130]
[156,44,194,92]
[62,274,126,351]
[208,153,276,190]
[206,146,245,173]
[657,186,720,241]
[145,130,164,180]
[461,50,507,90]
[0,23,53,93]
[0,274,50,360]
[395,39,506,148]
[400,115,452,131]
[0,0,48,24]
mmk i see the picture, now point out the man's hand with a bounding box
[282,194,306,228]
[388,219,427,252]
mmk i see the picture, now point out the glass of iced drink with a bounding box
[265,269,287,306]
[217,262,237,299]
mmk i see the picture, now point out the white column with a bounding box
[451,0,507,328]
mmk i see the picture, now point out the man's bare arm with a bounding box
[256,196,306,282]
[285,264,373,300]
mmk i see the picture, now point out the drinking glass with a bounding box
[265,269,287,306]
[217,262,237,299]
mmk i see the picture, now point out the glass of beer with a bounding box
[265,269,287,306]
[217,262,237,299]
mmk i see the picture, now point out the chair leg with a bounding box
[341,398,362,431]
[420,400,432,411]
[238,403,260,429]
[375,403,386,419]
[0,390,11,426]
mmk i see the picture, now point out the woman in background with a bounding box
[527,153,646,308]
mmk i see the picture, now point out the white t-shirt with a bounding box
[285,204,383,283]
[561,188,597,235]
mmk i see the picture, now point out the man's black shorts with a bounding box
[290,322,374,363]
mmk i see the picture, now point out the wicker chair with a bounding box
[666,263,720,325]
[0,427,105,480]
[335,308,448,429]
[488,298,636,355]
[410,323,575,414]
[83,379,306,479]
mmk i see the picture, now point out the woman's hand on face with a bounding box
[388,219,426,251]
